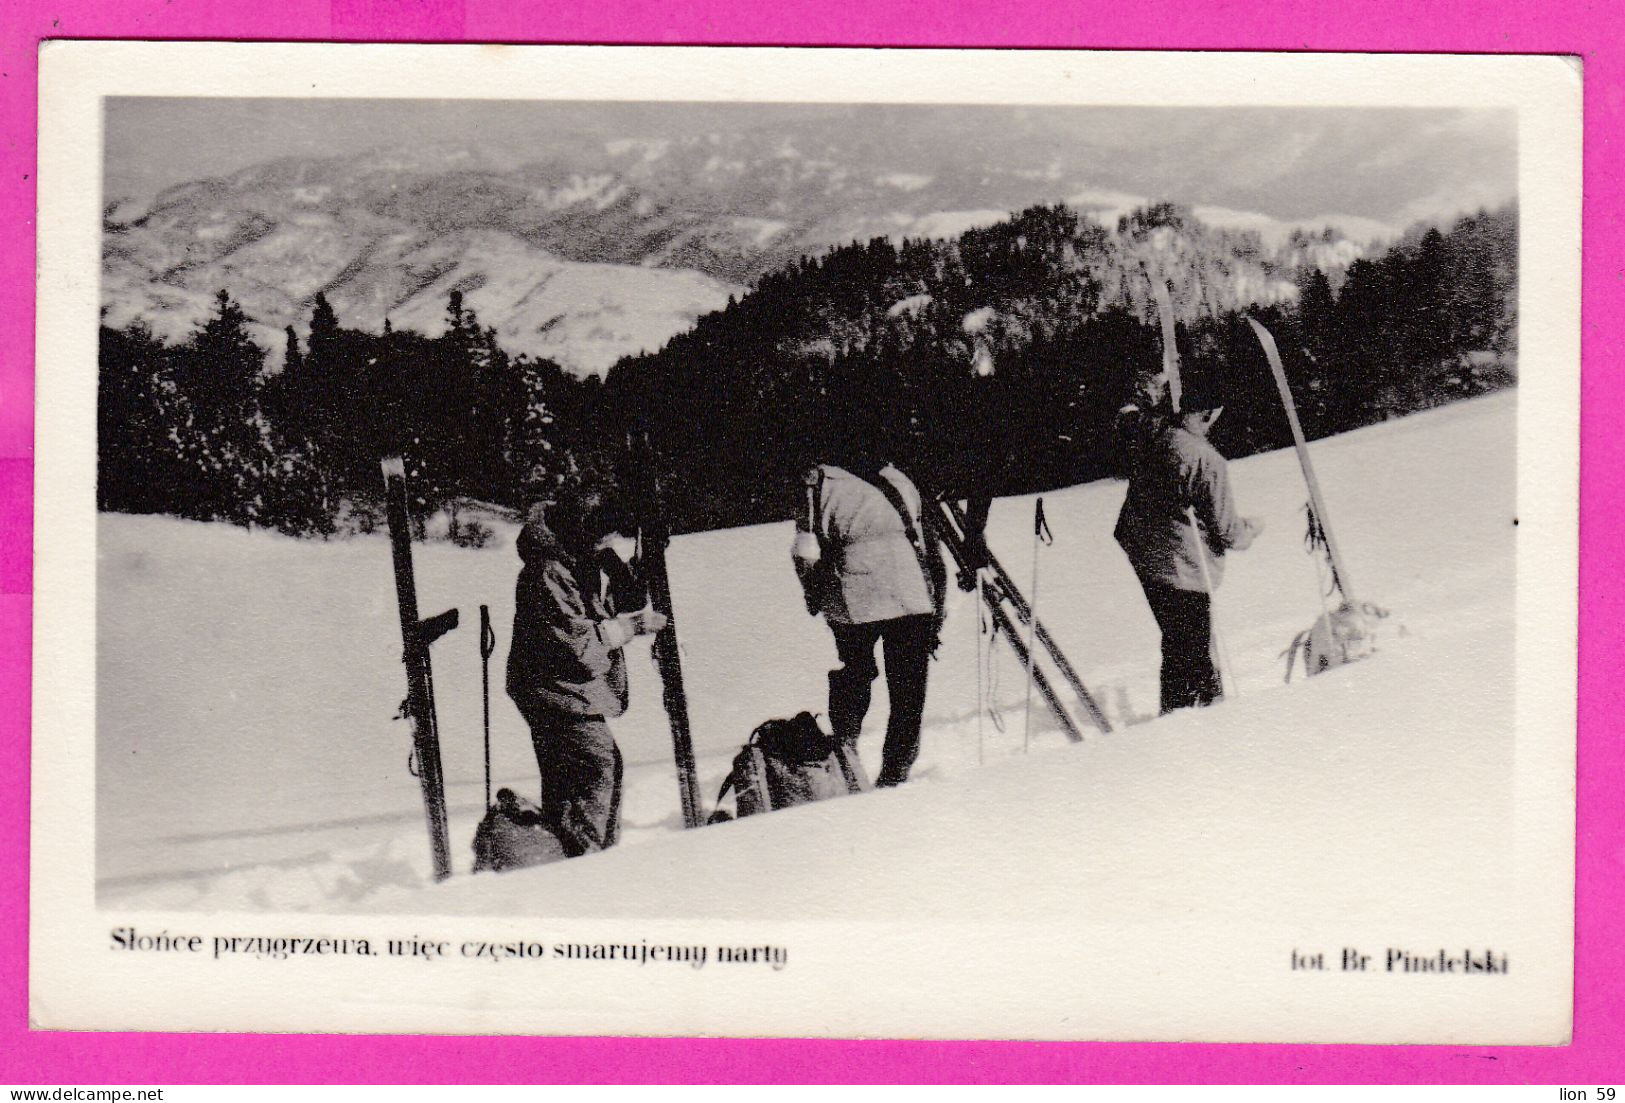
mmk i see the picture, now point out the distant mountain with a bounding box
[101,146,745,376]
[102,122,1410,375]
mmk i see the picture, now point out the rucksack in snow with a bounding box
[708,712,869,822]
[1281,600,1399,682]
[472,787,568,873]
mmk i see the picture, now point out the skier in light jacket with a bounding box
[507,482,665,856]
[793,414,947,787]
[1115,366,1262,713]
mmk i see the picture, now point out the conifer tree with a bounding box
[283,325,304,375]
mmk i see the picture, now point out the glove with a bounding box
[623,607,668,637]
[599,607,668,649]
[1228,515,1265,553]
[791,530,823,565]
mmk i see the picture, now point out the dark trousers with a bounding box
[1142,582,1222,714]
[828,613,934,787]
[517,704,622,857]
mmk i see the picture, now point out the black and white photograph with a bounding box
[32,44,1578,1040]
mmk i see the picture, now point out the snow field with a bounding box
[96,391,1515,913]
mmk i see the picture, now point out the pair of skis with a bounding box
[937,499,1112,742]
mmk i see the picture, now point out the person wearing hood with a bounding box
[506,482,665,857]
[1114,364,1263,714]
[792,403,947,787]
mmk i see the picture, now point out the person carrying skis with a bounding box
[1115,366,1262,713]
[793,406,947,787]
[506,480,665,856]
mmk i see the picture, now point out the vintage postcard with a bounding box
[30,43,1578,1040]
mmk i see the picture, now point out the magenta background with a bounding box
[0,0,1618,1085]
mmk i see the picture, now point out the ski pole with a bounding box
[1186,507,1239,700]
[479,604,495,810]
[974,572,985,766]
[1022,498,1052,751]
[941,500,1110,733]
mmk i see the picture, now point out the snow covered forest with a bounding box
[97,200,1516,535]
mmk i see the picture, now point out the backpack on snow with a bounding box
[708,712,869,822]
[472,787,569,873]
[1281,600,1398,682]
[471,603,570,875]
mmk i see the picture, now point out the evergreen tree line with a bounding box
[600,201,1516,530]
[100,288,596,538]
[98,200,1516,538]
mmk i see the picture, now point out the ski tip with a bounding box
[380,455,406,479]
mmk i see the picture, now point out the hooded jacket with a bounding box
[506,510,629,720]
[1115,423,1254,591]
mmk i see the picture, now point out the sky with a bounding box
[103,99,1516,230]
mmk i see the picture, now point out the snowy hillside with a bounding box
[102,176,743,376]
[101,114,1430,375]
[96,392,1515,914]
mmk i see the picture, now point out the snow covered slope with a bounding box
[102,215,740,377]
[96,391,1516,915]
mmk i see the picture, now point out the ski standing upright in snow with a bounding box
[1246,317,1395,679]
[1151,277,1183,414]
[628,431,704,829]
[380,455,460,882]
[1247,317,1357,602]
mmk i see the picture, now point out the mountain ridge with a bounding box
[103,133,1415,375]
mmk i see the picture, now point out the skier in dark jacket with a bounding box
[1115,367,1262,713]
[506,483,665,856]
[793,408,947,787]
